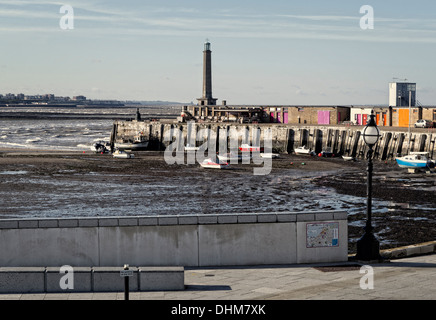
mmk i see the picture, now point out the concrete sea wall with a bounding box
[114,121,436,160]
[0,211,347,268]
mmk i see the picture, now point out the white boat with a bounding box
[239,144,263,152]
[185,144,199,151]
[114,136,148,150]
[217,152,251,162]
[295,145,312,155]
[200,157,229,169]
[395,152,435,169]
[342,156,355,161]
[260,153,279,159]
[113,149,134,159]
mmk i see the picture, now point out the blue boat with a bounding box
[395,152,435,169]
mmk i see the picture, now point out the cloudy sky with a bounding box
[1,0,436,105]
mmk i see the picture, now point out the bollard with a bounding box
[124,264,129,300]
[120,264,133,300]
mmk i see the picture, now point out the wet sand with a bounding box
[0,148,435,254]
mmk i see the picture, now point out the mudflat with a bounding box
[0,148,435,254]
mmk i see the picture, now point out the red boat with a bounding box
[239,144,264,152]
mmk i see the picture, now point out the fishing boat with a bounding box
[114,136,148,150]
[200,157,229,169]
[294,145,312,155]
[239,144,263,152]
[395,152,435,169]
[113,149,134,159]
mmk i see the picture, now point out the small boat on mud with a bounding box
[342,156,355,161]
[239,144,263,152]
[294,145,312,155]
[217,152,251,162]
[318,147,335,158]
[260,153,280,159]
[185,144,199,151]
[395,152,435,169]
[91,140,111,153]
[200,157,229,169]
[113,149,134,159]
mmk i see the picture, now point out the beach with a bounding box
[0,148,435,254]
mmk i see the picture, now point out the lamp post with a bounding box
[355,110,382,261]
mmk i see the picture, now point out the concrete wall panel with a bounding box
[98,225,198,267]
[198,223,297,266]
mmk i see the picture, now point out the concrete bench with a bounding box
[0,266,184,293]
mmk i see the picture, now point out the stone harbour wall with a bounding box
[113,121,436,160]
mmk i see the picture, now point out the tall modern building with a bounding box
[197,40,217,106]
[389,82,416,107]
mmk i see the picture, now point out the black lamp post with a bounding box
[355,110,382,261]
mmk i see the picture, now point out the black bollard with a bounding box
[124,264,129,301]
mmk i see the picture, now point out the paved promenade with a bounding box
[1,253,435,300]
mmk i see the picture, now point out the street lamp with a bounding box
[355,110,382,261]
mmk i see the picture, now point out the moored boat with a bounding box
[114,136,148,150]
[342,156,355,161]
[395,152,435,169]
[217,152,251,162]
[112,149,134,159]
[91,140,111,153]
[200,157,229,169]
[260,153,279,159]
[239,144,263,152]
[294,145,312,155]
[185,144,199,151]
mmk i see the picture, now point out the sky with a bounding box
[1,0,436,105]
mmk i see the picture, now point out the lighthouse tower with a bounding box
[197,40,217,106]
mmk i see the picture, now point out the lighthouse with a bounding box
[197,40,217,106]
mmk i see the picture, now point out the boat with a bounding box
[239,144,263,152]
[91,140,111,153]
[185,144,199,151]
[114,136,148,150]
[260,153,280,159]
[395,152,435,169]
[342,156,355,161]
[318,147,335,158]
[113,149,134,159]
[200,157,229,169]
[294,145,312,155]
[217,152,251,162]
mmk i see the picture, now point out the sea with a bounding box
[0,105,178,151]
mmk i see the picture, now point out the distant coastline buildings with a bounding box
[0,93,124,107]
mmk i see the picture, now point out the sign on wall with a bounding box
[306,222,339,248]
